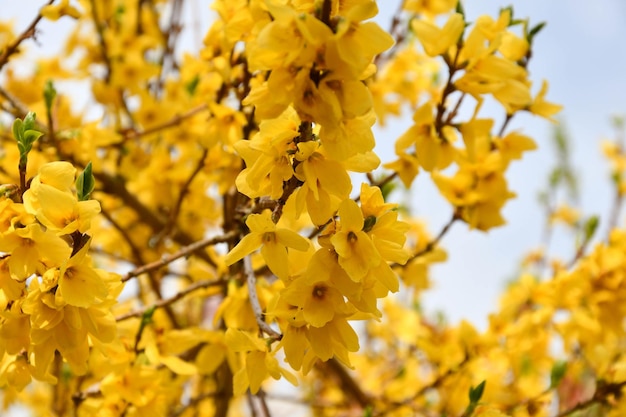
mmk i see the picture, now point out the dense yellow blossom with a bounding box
[7,1,622,417]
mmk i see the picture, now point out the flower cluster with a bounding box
[0,161,121,391]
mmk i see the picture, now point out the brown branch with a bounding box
[498,113,514,138]
[0,0,55,71]
[171,391,220,417]
[89,0,112,82]
[156,147,209,243]
[152,0,184,96]
[101,207,180,327]
[243,256,281,340]
[409,210,459,260]
[566,231,594,269]
[94,170,218,268]
[256,390,272,417]
[0,86,30,119]
[444,92,466,125]
[123,230,237,282]
[316,358,372,410]
[122,103,209,140]
[434,48,462,141]
[378,355,470,416]
[116,277,229,322]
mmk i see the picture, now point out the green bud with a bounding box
[550,361,567,388]
[75,161,96,201]
[44,80,57,113]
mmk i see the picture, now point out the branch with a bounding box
[243,256,281,340]
[152,0,185,96]
[122,103,209,140]
[409,210,459,260]
[316,358,372,410]
[156,147,209,243]
[123,230,237,282]
[498,113,514,137]
[116,277,229,322]
[171,391,219,417]
[101,207,180,327]
[89,0,113,82]
[379,355,470,416]
[0,0,55,70]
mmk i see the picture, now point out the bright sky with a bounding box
[8,0,626,331]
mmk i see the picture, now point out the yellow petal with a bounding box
[224,234,263,266]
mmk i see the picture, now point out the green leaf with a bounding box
[75,161,96,201]
[550,361,568,388]
[469,380,486,404]
[499,5,514,20]
[583,215,599,241]
[141,306,156,327]
[362,406,373,417]
[527,22,546,44]
[549,167,562,188]
[23,130,43,147]
[455,1,465,17]
[23,111,37,132]
[185,75,200,96]
[12,118,23,142]
[44,80,57,113]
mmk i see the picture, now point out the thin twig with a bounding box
[101,207,180,327]
[498,113,514,138]
[123,104,209,140]
[123,230,237,282]
[155,147,209,243]
[89,0,113,82]
[409,211,459,260]
[243,256,281,340]
[171,391,219,417]
[0,0,55,70]
[316,358,372,410]
[566,232,594,269]
[116,277,229,322]
[152,0,184,96]
[378,355,470,416]
[257,390,272,417]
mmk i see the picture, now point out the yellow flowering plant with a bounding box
[0,1,623,416]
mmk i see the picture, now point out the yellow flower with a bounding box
[404,0,457,16]
[56,240,108,308]
[23,163,101,235]
[0,223,71,281]
[383,152,420,188]
[529,80,563,121]
[293,142,352,224]
[307,317,359,366]
[325,5,394,79]
[226,328,297,395]
[331,199,381,281]
[412,13,464,57]
[224,210,309,279]
[281,261,348,328]
[40,0,81,21]
[396,102,456,172]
